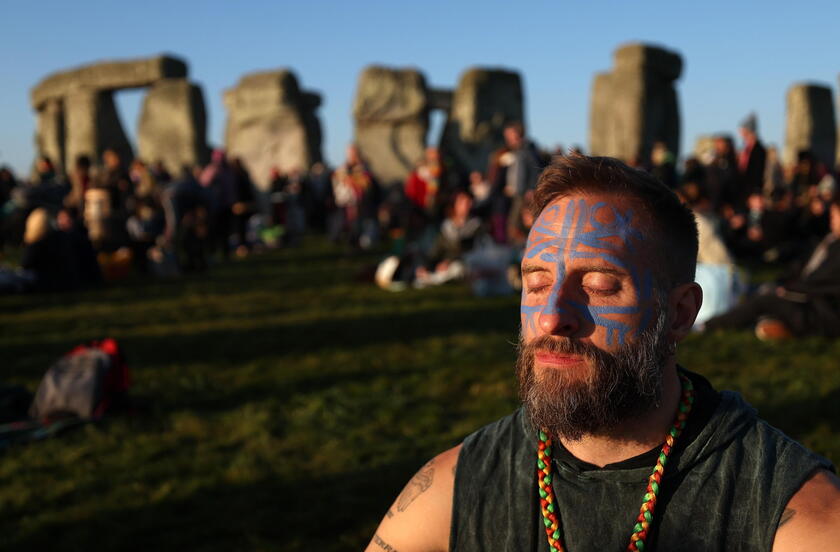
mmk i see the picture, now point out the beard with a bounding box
[516,308,670,442]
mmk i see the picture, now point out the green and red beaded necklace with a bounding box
[536,372,695,552]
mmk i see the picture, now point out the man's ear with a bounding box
[667,282,702,342]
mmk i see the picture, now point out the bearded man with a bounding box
[365,155,840,552]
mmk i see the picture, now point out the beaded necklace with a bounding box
[536,373,695,552]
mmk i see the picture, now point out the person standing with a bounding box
[200,149,235,261]
[738,113,767,201]
[487,122,542,243]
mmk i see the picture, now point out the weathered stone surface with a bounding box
[64,90,133,170]
[34,99,65,171]
[613,44,682,81]
[353,66,429,186]
[784,83,837,168]
[31,55,187,108]
[138,79,209,174]
[440,68,524,176]
[590,43,682,162]
[224,69,322,191]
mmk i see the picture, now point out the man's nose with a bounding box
[538,293,580,337]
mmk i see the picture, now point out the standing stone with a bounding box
[440,68,524,177]
[138,79,209,174]
[784,83,837,169]
[224,69,323,192]
[63,89,134,170]
[590,43,682,163]
[353,66,429,187]
[34,99,65,171]
[30,55,189,170]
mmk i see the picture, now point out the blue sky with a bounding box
[1,0,838,176]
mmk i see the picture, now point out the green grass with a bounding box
[1,238,838,551]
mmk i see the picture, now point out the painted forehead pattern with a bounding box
[521,198,654,346]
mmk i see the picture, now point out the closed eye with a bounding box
[527,284,551,294]
[582,285,619,297]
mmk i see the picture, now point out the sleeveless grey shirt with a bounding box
[451,371,833,551]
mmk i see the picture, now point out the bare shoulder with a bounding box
[772,468,840,552]
[364,444,462,552]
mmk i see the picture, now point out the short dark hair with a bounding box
[532,154,698,290]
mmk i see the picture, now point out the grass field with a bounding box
[1,238,838,551]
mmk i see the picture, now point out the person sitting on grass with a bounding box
[366,154,840,552]
[704,194,840,340]
[414,190,482,289]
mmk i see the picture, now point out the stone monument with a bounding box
[223,69,323,192]
[783,83,837,169]
[440,67,524,177]
[30,54,208,173]
[590,43,682,162]
[352,66,429,187]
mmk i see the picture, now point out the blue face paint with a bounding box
[521,196,656,346]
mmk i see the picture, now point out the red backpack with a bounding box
[29,338,131,421]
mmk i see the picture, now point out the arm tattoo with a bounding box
[778,508,796,528]
[396,459,435,512]
[373,533,399,552]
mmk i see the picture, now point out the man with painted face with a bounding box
[364,155,840,552]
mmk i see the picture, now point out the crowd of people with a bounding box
[0,148,265,292]
[2,114,839,340]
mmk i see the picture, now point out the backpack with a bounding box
[29,338,130,421]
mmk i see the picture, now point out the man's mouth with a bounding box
[534,351,585,367]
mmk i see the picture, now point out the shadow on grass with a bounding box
[2,301,519,380]
[0,246,381,315]
[3,458,422,552]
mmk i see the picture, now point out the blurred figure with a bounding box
[650,141,678,189]
[0,166,18,251]
[130,159,158,202]
[705,134,739,213]
[269,167,288,228]
[64,155,93,214]
[307,162,331,232]
[150,160,172,186]
[404,147,447,241]
[415,190,483,288]
[34,155,59,185]
[789,150,821,200]
[283,168,307,247]
[200,149,235,260]
[126,195,166,273]
[21,208,80,292]
[737,113,767,199]
[56,207,102,287]
[405,147,447,216]
[230,158,256,254]
[330,145,379,249]
[487,122,542,244]
[96,149,132,212]
[705,196,840,339]
[678,179,743,327]
[165,166,209,272]
[763,146,785,198]
[468,170,492,222]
